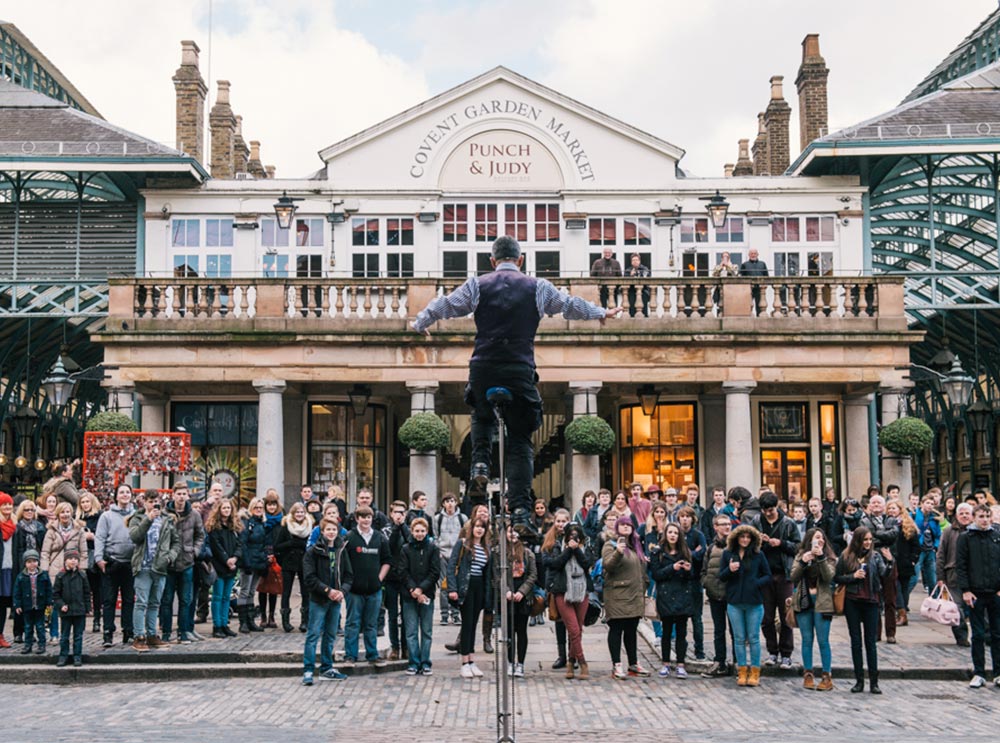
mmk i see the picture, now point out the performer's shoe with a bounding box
[470,462,490,490]
[510,508,540,543]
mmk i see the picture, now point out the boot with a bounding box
[266,602,277,629]
[565,660,575,679]
[850,676,865,693]
[816,672,834,691]
[238,607,252,635]
[222,622,238,638]
[249,607,265,632]
[803,671,815,690]
[445,629,461,653]
[212,627,227,638]
[736,666,749,687]
[869,674,881,694]
[0,634,10,649]
[92,617,101,634]
[281,608,294,633]
[897,608,908,626]
[577,660,589,680]
[299,603,309,633]
[747,667,761,687]
[482,614,494,654]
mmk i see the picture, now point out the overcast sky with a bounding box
[7,0,998,178]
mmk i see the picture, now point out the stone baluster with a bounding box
[334,285,345,317]
[390,286,400,316]
[349,285,359,316]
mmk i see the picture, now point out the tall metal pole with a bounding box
[489,389,515,743]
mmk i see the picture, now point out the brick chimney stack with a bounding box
[796,33,829,151]
[764,75,791,175]
[172,40,207,163]
[723,163,734,178]
[209,80,237,178]
[733,138,753,176]
[751,112,768,175]
[265,165,276,179]
[233,115,250,175]
[248,140,267,178]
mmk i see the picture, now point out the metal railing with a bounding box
[0,280,109,317]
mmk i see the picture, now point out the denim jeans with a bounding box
[708,598,735,664]
[727,603,764,667]
[909,550,937,594]
[796,605,832,673]
[303,599,342,673]
[969,591,1000,678]
[159,565,194,636]
[212,575,237,627]
[401,598,434,670]
[133,569,167,638]
[689,582,705,656]
[345,590,381,662]
[438,553,460,621]
[22,608,46,647]
[59,615,86,658]
[844,598,879,680]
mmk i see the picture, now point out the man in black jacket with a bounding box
[343,506,391,667]
[398,518,441,674]
[956,505,1000,688]
[382,501,411,661]
[301,517,354,685]
[750,491,799,669]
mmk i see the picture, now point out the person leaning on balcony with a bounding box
[411,235,620,539]
[590,247,622,309]
[738,249,769,313]
[711,251,739,277]
[625,253,651,317]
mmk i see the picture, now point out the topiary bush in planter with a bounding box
[565,415,615,455]
[398,412,450,452]
[85,411,139,433]
[878,416,934,457]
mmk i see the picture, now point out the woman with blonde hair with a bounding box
[205,498,243,637]
[889,500,920,626]
[76,491,104,633]
[273,501,313,632]
[41,502,88,641]
[237,497,269,633]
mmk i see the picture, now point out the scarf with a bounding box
[287,517,312,539]
[0,516,13,542]
[264,512,283,533]
[563,542,587,604]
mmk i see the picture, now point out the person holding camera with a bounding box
[546,522,591,680]
[650,522,694,679]
[835,526,892,694]
[128,495,179,652]
[791,528,837,691]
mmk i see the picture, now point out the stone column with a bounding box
[723,382,756,490]
[406,382,440,511]
[137,392,167,493]
[844,393,874,499]
[880,387,913,497]
[254,380,286,500]
[568,382,602,513]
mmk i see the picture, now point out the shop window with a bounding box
[351,218,379,247]
[589,218,616,246]
[387,218,414,246]
[443,204,468,242]
[624,217,652,246]
[534,251,560,278]
[296,218,324,247]
[475,203,498,242]
[504,204,528,242]
[171,402,259,503]
[171,219,200,247]
[309,403,387,511]
[261,218,289,248]
[619,403,696,491]
[206,219,234,247]
[820,402,839,495]
[534,204,560,242]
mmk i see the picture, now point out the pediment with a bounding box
[318,67,684,191]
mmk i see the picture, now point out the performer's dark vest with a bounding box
[471,270,540,366]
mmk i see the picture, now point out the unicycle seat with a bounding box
[486,386,513,406]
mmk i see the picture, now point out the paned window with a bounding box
[475,203,498,242]
[387,218,414,246]
[588,218,616,246]
[351,218,379,247]
[534,204,560,242]
[261,218,290,248]
[624,217,652,246]
[206,219,234,247]
[443,204,468,242]
[504,204,528,242]
[171,219,200,247]
[296,218,324,247]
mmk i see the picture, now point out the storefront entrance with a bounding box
[760,448,810,504]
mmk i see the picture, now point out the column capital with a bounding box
[844,392,874,406]
[721,381,757,395]
[253,380,287,394]
[568,381,603,394]
[136,392,168,406]
[405,382,440,394]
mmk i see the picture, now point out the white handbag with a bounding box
[919,585,963,627]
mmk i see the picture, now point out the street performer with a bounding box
[411,235,621,538]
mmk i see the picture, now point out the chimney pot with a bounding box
[724,163,735,178]
[796,33,830,153]
[770,75,785,100]
[216,80,231,105]
[265,165,276,179]
[235,114,243,136]
[180,40,200,68]
[173,39,207,164]
[738,139,750,159]
[802,33,821,60]
[250,140,261,160]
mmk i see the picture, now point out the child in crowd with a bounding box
[52,548,90,667]
[13,549,51,655]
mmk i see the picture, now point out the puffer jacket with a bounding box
[13,568,52,611]
[302,535,354,605]
[128,510,180,575]
[650,548,694,617]
[207,526,243,579]
[789,550,836,614]
[40,521,89,581]
[399,535,442,601]
[701,537,729,602]
[239,515,270,573]
[719,525,771,605]
[53,567,90,616]
[165,500,205,571]
[601,540,647,620]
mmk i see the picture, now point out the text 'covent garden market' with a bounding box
[5,16,1000,512]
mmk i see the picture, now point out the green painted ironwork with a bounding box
[0,26,87,111]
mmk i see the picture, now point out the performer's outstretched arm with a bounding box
[411,277,479,336]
